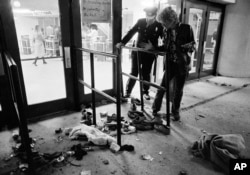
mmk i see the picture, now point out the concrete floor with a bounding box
[0,76,250,175]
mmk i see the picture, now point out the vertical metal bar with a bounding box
[120,48,124,97]
[137,51,144,111]
[90,53,96,125]
[116,50,122,146]
[165,54,170,127]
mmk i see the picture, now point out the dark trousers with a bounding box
[126,51,156,95]
[152,62,188,114]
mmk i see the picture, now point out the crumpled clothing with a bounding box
[69,124,115,146]
[191,133,245,173]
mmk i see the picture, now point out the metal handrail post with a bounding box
[165,54,170,127]
[90,53,96,125]
[116,50,122,146]
[137,51,144,111]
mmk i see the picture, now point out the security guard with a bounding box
[116,6,163,100]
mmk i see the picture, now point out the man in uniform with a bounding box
[116,6,163,100]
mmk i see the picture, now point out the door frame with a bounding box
[183,0,224,79]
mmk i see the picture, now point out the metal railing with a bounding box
[120,46,171,128]
[75,45,171,146]
[75,47,123,145]
[3,51,32,165]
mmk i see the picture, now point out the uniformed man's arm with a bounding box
[120,19,140,45]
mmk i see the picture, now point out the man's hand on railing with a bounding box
[140,40,155,51]
[116,42,124,49]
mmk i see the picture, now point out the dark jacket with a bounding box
[158,23,195,74]
[121,18,163,48]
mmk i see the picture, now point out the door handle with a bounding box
[64,47,71,68]
[203,41,206,54]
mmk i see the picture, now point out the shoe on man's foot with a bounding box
[123,93,131,98]
[143,94,150,100]
[171,112,181,121]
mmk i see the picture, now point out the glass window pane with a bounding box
[188,8,203,73]
[13,0,66,105]
[80,0,113,93]
[203,11,221,71]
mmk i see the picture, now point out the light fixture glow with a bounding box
[13,0,21,8]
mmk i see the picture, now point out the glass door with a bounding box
[185,1,223,79]
[12,0,70,117]
[200,7,222,77]
[185,1,207,79]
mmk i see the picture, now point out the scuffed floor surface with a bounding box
[0,76,250,175]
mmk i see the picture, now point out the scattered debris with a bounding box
[120,144,134,152]
[55,128,63,134]
[201,129,207,133]
[179,170,188,175]
[56,156,65,163]
[71,144,87,160]
[111,170,117,174]
[80,169,91,175]
[19,163,29,172]
[12,131,20,141]
[141,154,154,161]
[100,111,108,118]
[110,142,120,153]
[66,151,75,156]
[55,136,63,143]
[102,159,109,165]
[198,114,206,118]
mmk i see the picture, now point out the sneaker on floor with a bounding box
[143,94,150,100]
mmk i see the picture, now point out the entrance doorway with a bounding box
[184,0,223,79]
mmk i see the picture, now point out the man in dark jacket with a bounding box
[116,6,163,100]
[142,6,195,121]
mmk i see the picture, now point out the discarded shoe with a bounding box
[143,94,150,100]
[132,116,147,124]
[131,98,141,105]
[133,123,154,131]
[130,103,137,111]
[154,124,170,135]
[127,110,144,119]
[144,117,163,125]
[121,125,136,135]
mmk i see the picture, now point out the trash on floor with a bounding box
[70,144,87,160]
[120,144,134,152]
[141,154,154,161]
[102,159,109,165]
[80,169,91,175]
[110,142,120,153]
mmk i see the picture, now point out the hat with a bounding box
[143,6,158,16]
